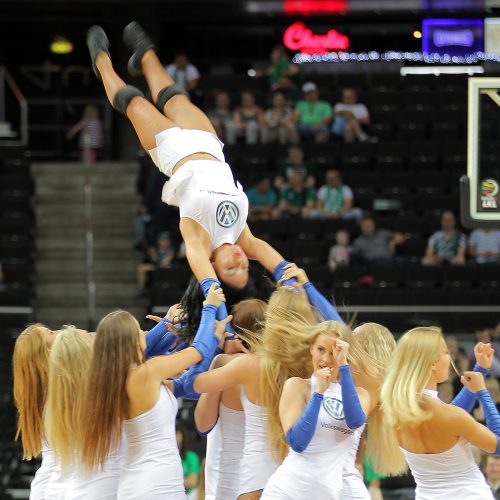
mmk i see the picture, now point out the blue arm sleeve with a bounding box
[145,317,171,356]
[272,260,297,287]
[173,305,220,400]
[199,278,235,338]
[286,392,324,453]
[191,304,218,361]
[451,364,491,412]
[477,389,500,455]
[303,281,343,322]
[339,365,366,429]
[146,332,177,357]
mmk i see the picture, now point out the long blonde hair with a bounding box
[13,324,50,459]
[79,310,143,470]
[351,323,406,476]
[381,326,445,431]
[44,326,93,471]
[258,287,317,461]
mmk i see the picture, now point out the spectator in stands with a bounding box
[328,230,351,271]
[275,169,316,218]
[207,90,233,143]
[272,75,302,105]
[274,145,315,189]
[176,423,201,499]
[422,210,466,266]
[294,82,332,143]
[314,169,363,221]
[137,231,175,292]
[331,88,371,143]
[228,90,265,144]
[266,45,295,86]
[262,91,299,144]
[246,176,278,220]
[134,204,151,251]
[445,335,470,395]
[66,104,103,162]
[468,228,500,264]
[483,455,500,498]
[351,216,405,265]
[165,53,200,93]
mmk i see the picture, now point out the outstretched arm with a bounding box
[237,224,284,274]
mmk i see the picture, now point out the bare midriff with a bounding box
[172,152,222,176]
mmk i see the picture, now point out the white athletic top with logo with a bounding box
[118,385,186,499]
[204,420,222,500]
[29,441,56,500]
[262,376,365,500]
[149,127,249,252]
[401,389,494,500]
[239,388,279,495]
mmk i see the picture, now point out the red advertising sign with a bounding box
[283,21,349,54]
[284,0,348,14]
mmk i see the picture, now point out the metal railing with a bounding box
[0,66,28,146]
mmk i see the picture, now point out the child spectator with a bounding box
[331,88,371,143]
[66,104,103,162]
[274,145,315,189]
[328,230,351,271]
[136,231,175,292]
[266,45,294,87]
[246,176,278,220]
[422,210,466,266]
[262,91,298,144]
[207,90,233,143]
[315,169,363,221]
[176,423,201,499]
[468,228,500,264]
[294,82,332,143]
[227,90,265,144]
[275,170,316,218]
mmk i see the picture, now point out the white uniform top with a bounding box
[238,388,278,495]
[341,460,370,500]
[29,441,55,500]
[204,420,222,500]
[44,461,73,500]
[401,389,494,500]
[118,385,186,500]
[149,127,249,252]
[215,402,245,499]
[64,438,126,500]
[262,377,365,500]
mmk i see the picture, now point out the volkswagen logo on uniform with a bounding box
[323,397,345,420]
[217,201,239,228]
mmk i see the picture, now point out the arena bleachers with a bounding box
[146,72,500,334]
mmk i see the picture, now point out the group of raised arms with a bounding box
[12,259,500,500]
[11,20,500,500]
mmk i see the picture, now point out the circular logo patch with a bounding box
[481,178,499,198]
[323,397,345,420]
[216,201,239,228]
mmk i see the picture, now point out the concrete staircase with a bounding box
[33,162,145,329]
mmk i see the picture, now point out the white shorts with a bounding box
[149,127,225,178]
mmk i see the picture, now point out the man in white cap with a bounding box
[293,81,332,143]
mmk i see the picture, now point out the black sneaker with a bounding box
[86,25,111,80]
[122,21,157,77]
